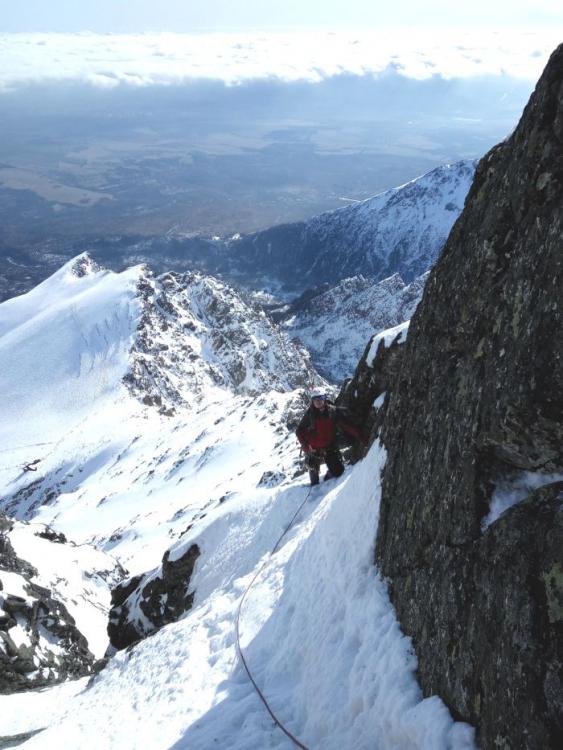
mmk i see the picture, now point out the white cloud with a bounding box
[0,29,560,92]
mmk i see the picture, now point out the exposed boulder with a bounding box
[374,45,563,748]
[108,543,200,651]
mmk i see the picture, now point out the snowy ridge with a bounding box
[224,159,476,291]
[0,253,143,450]
[303,160,476,281]
[282,272,426,382]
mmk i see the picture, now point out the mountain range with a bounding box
[0,44,561,750]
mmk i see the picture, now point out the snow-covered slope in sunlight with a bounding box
[17,443,475,750]
[0,255,321,579]
[282,272,426,382]
[3,389,306,575]
[0,253,142,448]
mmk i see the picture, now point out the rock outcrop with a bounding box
[372,45,563,748]
[108,543,200,651]
[337,322,408,445]
[0,514,96,693]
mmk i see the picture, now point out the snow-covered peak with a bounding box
[304,159,476,282]
[0,254,143,451]
[0,252,121,338]
[126,269,323,413]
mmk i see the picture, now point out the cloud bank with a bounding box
[0,29,561,92]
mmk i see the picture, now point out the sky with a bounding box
[1,0,563,33]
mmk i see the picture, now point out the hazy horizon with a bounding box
[2,0,562,33]
[0,18,560,300]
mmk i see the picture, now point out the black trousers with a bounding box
[305,445,344,483]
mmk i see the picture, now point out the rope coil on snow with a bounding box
[235,486,314,750]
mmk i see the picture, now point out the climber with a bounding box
[296,390,365,485]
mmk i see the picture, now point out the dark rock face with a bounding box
[374,45,563,748]
[337,326,406,444]
[108,543,200,651]
[0,514,95,693]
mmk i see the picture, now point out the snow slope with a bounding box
[18,442,474,750]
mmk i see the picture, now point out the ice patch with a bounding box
[482,471,563,529]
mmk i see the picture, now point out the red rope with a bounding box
[235,486,313,750]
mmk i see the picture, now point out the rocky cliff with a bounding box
[124,268,323,414]
[367,44,563,748]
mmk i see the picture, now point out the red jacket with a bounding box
[296,403,361,451]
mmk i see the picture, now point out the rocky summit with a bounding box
[367,43,563,749]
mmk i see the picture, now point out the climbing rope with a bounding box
[235,485,314,750]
